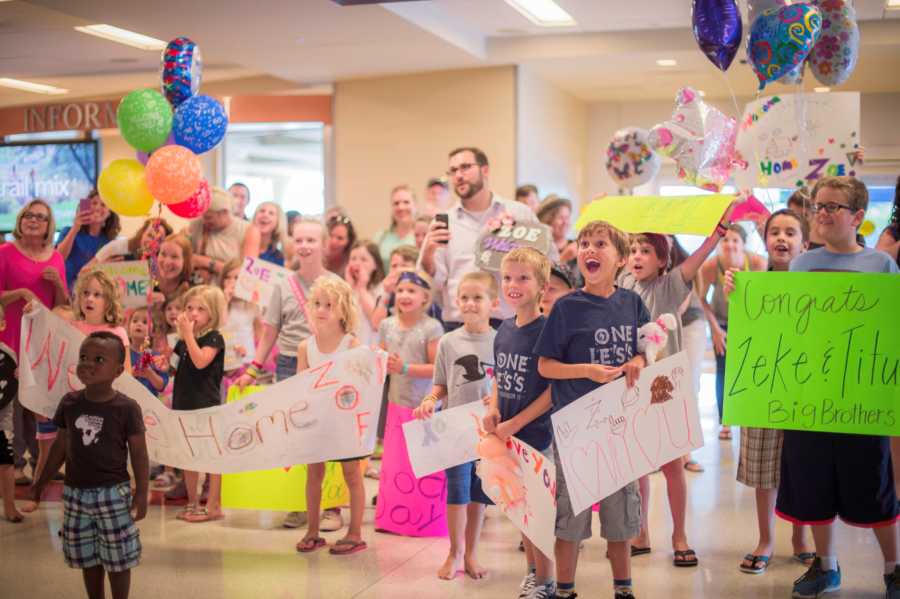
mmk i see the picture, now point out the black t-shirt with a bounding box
[172,330,225,410]
[53,391,145,489]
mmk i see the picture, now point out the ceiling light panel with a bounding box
[504,0,576,27]
[0,78,68,95]
[74,24,167,51]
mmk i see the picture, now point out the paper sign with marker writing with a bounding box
[18,306,386,472]
[723,273,900,435]
[376,403,448,537]
[476,435,557,559]
[402,402,485,478]
[221,385,348,511]
[234,256,292,309]
[734,92,861,189]
[221,322,255,372]
[551,352,701,515]
[575,195,732,236]
[94,260,151,310]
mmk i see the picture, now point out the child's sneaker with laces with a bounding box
[527,582,556,599]
[517,573,536,599]
[792,557,841,598]
[614,591,635,599]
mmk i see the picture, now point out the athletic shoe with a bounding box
[792,558,841,598]
[320,508,344,532]
[282,511,308,529]
[518,573,536,598]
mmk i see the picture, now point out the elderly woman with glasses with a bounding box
[0,199,69,522]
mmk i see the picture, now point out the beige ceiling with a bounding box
[1,0,899,108]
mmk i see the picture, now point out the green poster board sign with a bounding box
[723,272,900,435]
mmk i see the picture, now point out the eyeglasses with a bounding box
[812,202,853,215]
[446,162,478,177]
[22,211,49,222]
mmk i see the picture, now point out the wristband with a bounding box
[422,394,438,405]
[714,222,729,237]
[401,362,409,375]
[251,360,264,369]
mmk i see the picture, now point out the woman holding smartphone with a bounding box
[56,190,120,291]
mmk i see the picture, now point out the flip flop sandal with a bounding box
[793,552,816,566]
[631,546,652,557]
[740,554,771,574]
[684,460,705,473]
[673,549,699,567]
[296,536,327,553]
[329,539,367,555]
[175,504,197,520]
[185,508,224,523]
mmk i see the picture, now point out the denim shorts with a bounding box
[446,460,493,506]
[275,354,298,382]
[62,482,141,572]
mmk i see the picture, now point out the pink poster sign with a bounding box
[375,403,448,537]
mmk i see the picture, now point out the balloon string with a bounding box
[720,68,766,201]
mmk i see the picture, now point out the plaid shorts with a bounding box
[62,483,141,572]
[737,427,784,489]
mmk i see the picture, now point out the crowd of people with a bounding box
[1,144,899,599]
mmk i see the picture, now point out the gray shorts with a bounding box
[553,442,642,543]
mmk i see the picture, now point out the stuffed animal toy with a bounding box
[476,433,526,507]
[637,313,678,365]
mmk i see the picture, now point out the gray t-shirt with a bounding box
[433,327,496,409]
[379,315,444,409]
[264,271,340,357]
[619,265,691,360]
[790,247,900,274]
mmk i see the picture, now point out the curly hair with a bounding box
[310,276,358,334]
[72,268,124,326]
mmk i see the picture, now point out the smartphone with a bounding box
[434,213,449,244]
[78,197,93,216]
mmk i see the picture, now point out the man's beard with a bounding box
[456,175,484,200]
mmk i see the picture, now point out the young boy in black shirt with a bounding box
[25,331,149,599]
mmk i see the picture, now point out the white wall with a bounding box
[516,66,588,210]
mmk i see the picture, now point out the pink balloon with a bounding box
[167,179,210,218]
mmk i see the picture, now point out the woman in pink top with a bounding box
[0,199,68,514]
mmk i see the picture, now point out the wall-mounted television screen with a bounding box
[0,140,99,231]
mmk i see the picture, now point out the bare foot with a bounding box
[19,500,39,514]
[464,556,488,580]
[437,553,463,580]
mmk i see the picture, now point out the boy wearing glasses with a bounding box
[777,177,899,599]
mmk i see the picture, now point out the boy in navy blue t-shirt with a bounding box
[535,221,650,599]
[484,248,554,598]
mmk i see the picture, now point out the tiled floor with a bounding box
[0,373,892,598]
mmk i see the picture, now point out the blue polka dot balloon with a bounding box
[173,95,228,154]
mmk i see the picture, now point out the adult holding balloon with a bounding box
[188,186,251,283]
[56,189,121,291]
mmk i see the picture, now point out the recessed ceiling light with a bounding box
[656,59,677,67]
[74,24,167,51]
[504,0,576,27]
[0,78,68,95]
[814,86,830,93]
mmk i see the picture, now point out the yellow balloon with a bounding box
[98,159,155,217]
[859,220,876,237]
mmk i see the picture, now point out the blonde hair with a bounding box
[13,199,56,247]
[812,176,869,212]
[310,277,358,334]
[459,270,499,299]
[253,201,289,251]
[181,285,226,336]
[72,268,124,326]
[501,247,550,289]
[395,268,434,308]
[293,217,328,243]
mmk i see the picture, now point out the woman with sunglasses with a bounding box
[324,213,357,277]
[0,200,69,521]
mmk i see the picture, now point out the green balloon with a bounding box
[117,89,173,152]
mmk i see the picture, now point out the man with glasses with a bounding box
[419,147,555,332]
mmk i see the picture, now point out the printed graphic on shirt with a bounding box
[454,354,494,388]
[496,351,533,396]
[589,325,636,364]
[74,414,104,446]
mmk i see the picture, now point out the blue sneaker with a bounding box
[792,558,841,598]
[885,565,900,599]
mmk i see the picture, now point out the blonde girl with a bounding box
[295,277,368,555]
[170,285,227,523]
[243,201,293,267]
[374,269,444,536]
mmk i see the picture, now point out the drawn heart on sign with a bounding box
[555,422,576,446]
[571,442,604,502]
[632,404,663,468]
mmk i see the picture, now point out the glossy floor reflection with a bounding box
[0,372,891,598]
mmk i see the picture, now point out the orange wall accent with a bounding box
[227,95,332,125]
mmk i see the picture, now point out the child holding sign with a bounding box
[294,277,368,555]
[723,209,814,575]
[619,205,732,568]
[414,270,498,580]
[775,177,900,598]
[534,221,649,599]
[484,248,555,598]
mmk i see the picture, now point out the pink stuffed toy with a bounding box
[637,313,678,365]
[476,433,525,507]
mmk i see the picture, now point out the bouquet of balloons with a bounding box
[98,37,223,219]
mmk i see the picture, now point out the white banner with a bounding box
[735,92,861,189]
[18,307,386,473]
[477,435,557,559]
[94,260,151,310]
[402,402,486,479]
[234,256,292,309]
[550,352,702,515]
